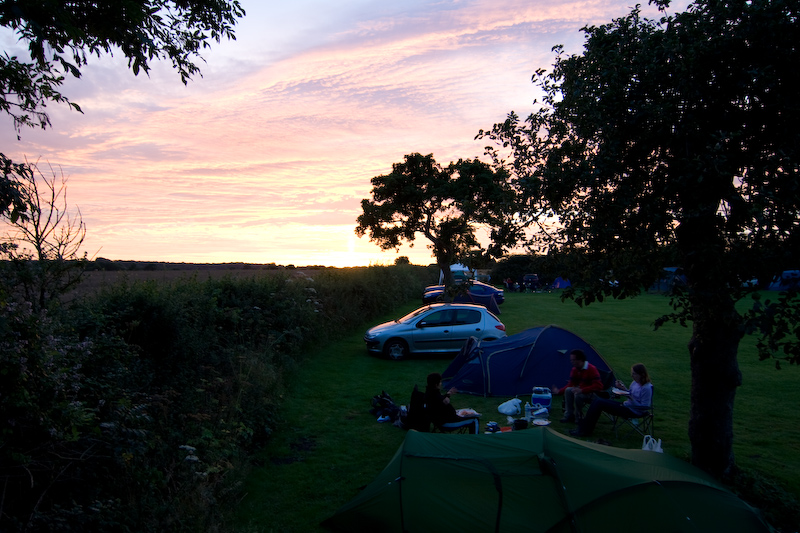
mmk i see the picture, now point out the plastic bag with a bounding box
[498,398,522,415]
[642,435,663,453]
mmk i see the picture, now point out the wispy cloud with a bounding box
[1,0,687,267]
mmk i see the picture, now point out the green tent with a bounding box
[323,428,770,532]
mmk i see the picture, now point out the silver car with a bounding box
[364,303,507,360]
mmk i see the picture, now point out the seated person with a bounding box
[550,349,604,422]
[424,372,480,434]
[570,363,653,437]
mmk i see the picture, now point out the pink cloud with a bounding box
[1,0,689,267]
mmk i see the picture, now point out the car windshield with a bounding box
[396,306,433,323]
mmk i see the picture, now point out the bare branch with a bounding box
[2,159,86,310]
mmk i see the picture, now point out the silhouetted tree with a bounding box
[480,0,800,479]
[3,160,86,310]
[356,153,521,287]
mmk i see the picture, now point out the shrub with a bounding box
[0,265,432,531]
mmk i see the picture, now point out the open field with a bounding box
[66,264,325,301]
[234,291,800,532]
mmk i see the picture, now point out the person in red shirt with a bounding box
[550,349,603,423]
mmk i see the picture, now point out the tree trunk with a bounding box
[679,210,743,480]
[439,260,455,289]
[687,312,742,479]
[433,236,457,295]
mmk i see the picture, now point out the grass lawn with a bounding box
[233,291,799,532]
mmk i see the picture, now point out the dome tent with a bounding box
[322,428,770,532]
[442,325,613,398]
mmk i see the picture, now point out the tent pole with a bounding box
[538,454,580,532]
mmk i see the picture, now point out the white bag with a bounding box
[642,435,663,453]
[498,398,522,415]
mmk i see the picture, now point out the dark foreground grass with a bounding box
[233,292,799,532]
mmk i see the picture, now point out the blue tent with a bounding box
[452,292,501,315]
[552,276,571,289]
[442,325,613,397]
[768,270,800,291]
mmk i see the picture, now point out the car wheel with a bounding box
[384,338,409,360]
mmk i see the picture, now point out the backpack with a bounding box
[370,390,400,422]
[404,385,431,432]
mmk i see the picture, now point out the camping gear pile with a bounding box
[642,435,664,453]
[530,386,552,408]
[497,397,522,416]
[525,387,552,421]
[323,428,771,532]
[369,391,401,423]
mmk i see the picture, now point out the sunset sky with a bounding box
[1,0,688,268]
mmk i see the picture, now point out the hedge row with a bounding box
[0,264,434,531]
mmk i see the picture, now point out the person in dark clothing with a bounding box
[424,372,479,434]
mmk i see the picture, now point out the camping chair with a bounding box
[566,369,617,419]
[431,414,481,434]
[608,387,654,439]
[406,385,431,432]
[427,395,480,434]
[407,385,479,433]
[596,369,617,399]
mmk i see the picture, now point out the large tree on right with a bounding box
[480,0,800,479]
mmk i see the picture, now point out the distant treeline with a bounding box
[86,257,334,272]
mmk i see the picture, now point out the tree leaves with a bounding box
[480,0,800,477]
[1,0,245,136]
[356,153,522,284]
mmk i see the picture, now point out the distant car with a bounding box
[423,284,445,295]
[421,280,505,305]
[522,274,540,291]
[363,303,507,360]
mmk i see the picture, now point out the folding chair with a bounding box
[406,384,431,432]
[568,369,617,419]
[431,416,480,434]
[608,387,654,438]
[427,393,480,434]
[407,384,479,433]
[597,369,617,399]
